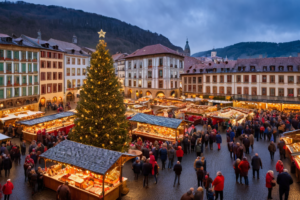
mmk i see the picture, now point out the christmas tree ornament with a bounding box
[80,137,82,140]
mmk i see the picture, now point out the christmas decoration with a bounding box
[68,30,128,151]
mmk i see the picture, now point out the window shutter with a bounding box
[0,63,3,71]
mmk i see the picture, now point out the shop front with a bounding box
[129,113,186,142]
[18,111,75,142]
[233,100,300,112]
[40,140,135,200]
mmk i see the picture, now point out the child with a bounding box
[206,188,215,200]
[21,140,26,155]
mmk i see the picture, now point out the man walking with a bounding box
[142,159,152,188]
[212,171,225,200]
[159,146,167,170]
[173,161,182,187]
[167,146,175,169]
[243,135,251,154]
[277,169,293,200]
[268,141,276,161]
[216,132,222,151]
[238,157,250,185]
[251,153,262,179]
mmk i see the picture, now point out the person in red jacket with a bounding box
[238,157,250,185]
[149,151,156,176]
[212,171,224,200]
[276,160,284,174]
[266,170,275,199]
[2,179,14,200]
[176,146,184,163]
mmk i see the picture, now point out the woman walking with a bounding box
[266,170,275,200]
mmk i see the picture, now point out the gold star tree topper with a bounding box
[98,29,106,38]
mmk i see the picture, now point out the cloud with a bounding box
[25,0,300,53]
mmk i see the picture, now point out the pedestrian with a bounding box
[191,134,197,152]
[243,135,250,154]
[197,167,205,187]
[180,188,194,200]
[195,138,202,157]
[194,156,201,171]
[153,161,158,184]
[142,145,150,159]
[142,159,152,188]
[212,171,225,200]
[209,132,214,150]
[216,132,222,151]
[36,167,44,191]
[29,169,37,196]
[206,188,215,200]
[251,153,262,179]
[276,160,284,174]
[28,140,37,154]
[167,146,175,169]
[2,179,13,200]
[194,186,204,200]
[238,157,250,185]
[266,170,275,200]
[176,146,184,163]
[149,151,156,176]
[203,173,213,190]
[133,159,141,180]
[183,134,189,154]
[237,145,244,160]
[268,141,276,161]
[228,142,234,158]
[21,140,26,155]
[233,158,242,184]
[249,134,254,151]
[56,181,71,200]
[30,149,37,168]
[2,155,12,177]
[277,139,286,160]
[233,142,240,160]
[173,161,182,187]
[277,169,293,200]
[204,134,209,149]
[159,146,167,170]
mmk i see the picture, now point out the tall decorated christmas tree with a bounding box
[69,30,128,151]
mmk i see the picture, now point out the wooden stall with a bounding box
[129,113,187,142]
[17,111,75,142]
[206,107,253,124]
[0,133,11,144]
[40,140,135,200]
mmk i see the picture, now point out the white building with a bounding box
[112,53,127,94]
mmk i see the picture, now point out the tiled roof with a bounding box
[18,111,75,126]
[184,56,203,71]
[0,33,39,49]
[40,140,135,175]
[21,35,64,52]
[126,44,184,59]
[0,34,10,38]
[112,53,125,61]
[48,38,82,51]
[129,113,183,129]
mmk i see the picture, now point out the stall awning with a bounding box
[0,133,10,141]
[17,111,75,126]
[40,140,134,175]
[129,113,183,129]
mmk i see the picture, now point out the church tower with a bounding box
[184,39,190,56]
[72,34,77,44]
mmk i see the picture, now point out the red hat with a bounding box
[32,149,35,152]
[205,175,208,179]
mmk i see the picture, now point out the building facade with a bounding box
[0,34,40,114]
[112,53,127,94]
[124,44,184,99]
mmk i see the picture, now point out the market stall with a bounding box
[0,111,44,129]
[129,113,186,142]
[179,105,218,124]
[17,111,75,142]
[0,133,11,144]
[207,100,233,108]
[206,107,252,124]
[40,140,135,200]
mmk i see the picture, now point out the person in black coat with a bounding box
[243,135,251,154]
[173,161,182,186]
[133,160,141,180]
[251,153,262,179]
[142,146,150,159]
[277,169,293,200]
[197,166,205,187]
[183,135,189,154]
[209,132,214,150]
[2,155,12,177]
[142,159,152,188]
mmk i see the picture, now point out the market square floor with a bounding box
[2,125,300,200]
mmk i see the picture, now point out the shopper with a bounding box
[216,132,222,151]
[268,141,277,161]
[251,153,262,179]
[153,161,158,184]
[266,170,275,200]
[212,171,225,200]
[276,160,284,174]
[196,167,205,187]
[194,186,204,200]
[233,158,242,184]
[277,169,293,200]
[173,161,182,186]
[56,181,71,200]
[159,146,167,170]
[167,146,175,169]
[2,155,12,177]
[133,159,141,180]
[180,188,194,200]
[2,179,13,200]
[238,157,250,185]
[142,159,152,188]
[176,146,184,163]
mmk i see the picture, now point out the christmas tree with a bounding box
[69,30,128,151]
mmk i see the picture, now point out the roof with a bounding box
[48,38,82,51]
[40,140,135,174]
[129,113,183,129]
[126,44,184,59]
[112,53,126,61]
[21,35,64,52]
[0,34,10,38]
[0,133,10,141]
[0,33,40,49]
[18,111,75,126]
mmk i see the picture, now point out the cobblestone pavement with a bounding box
[3,125,300,200]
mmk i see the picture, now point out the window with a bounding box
[41,51,46,58]
[22,87,26,96]
[58,54,63,59]
[58,72,62,80]
[279,66,284,71]
[188,77,192,84]
[220,76,224,83]
[78,58,81,65]
[270,88,275,96]
[6,76,12,85]
[270,66,275,71]
[206,76,210,83]
[22,76,26,85]
[184,77,187,84]
[227,75,232,83]
[58,83,62,92]
[72,80,76,88]
[147,71,152,78]
[219,87,224,94]
[53,62,57,68]
[28,52,32,60]
[188,85,192,92]
[279,76,284,83]
[213,76,217,83]
[133,81,136,87]
[53,72,57,80]
[34,64,37,72]
[147,81,151,88]
[148,59,152,67]
[41,84,46,94]
[237,87,241,94]
[198,85,202,93]
[175,81,177,88]
[158,70,163,78]
[33,52,38,60]
[128,80,132,87]
[72,58,75,65]
[15,88,19,97]
[193,85,196,92]
[159,58,163,66]
[47,52,52,58]
[244,87,249,95]
[0,50,3,58]
[227,87,232,95]
[198,77,202,83]
[67,68,70,76]
[278,88,284,96]
[179,61,183,69]
[213,86,217,93]
[21,63,26,73]
[72,68,75,76]
[193,77,196,84]
[128,73,131,78]
[47,84,52,93]
[270,75,275,83]
[20,51,26,60]
[28,87,32,96]
[34,75,38,84]
[53,83,57,93]
[0,89,3,99]
[47,72,51,80]
[236,75,241,83]
[244,75,249,83]
[171,81,173,88]
[6,88,12,98]
[82,68,86,75]
[288,66,293,71]
[263,66,267,71]
[288,76,294,84]
[0,76,3,86]
[251,87,257,95]
[159,80,163,88]
[77,68,81,76]
[14,76,19,85]
[53,53,57,59]
[288,89,294,97]
[41,61,45,68]
[41,72,46,80]
[34,86,38,95]
[77,79,80,87]
[298,88,300,97]
[262,88,267,96]
[29,76,32,84]
[14,63,19,73]
[297,76,300,84]
[252,75,257,83]
[28,64,32,73]
[262,75,267,83]
[14,51,19,60]
[0,63,3,72]
[58,62,62,69]
[83,59,85,65]
[47,61,51,68]
[206,86,210,93]
[250,66,255,71]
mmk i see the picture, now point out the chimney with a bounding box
[298,53,300,57]
[37,30,41,40]
[72,35,77,44]
[259,54,263,58]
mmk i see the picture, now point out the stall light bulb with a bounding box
[103,126,105,128]
[80,137,82,140]
[102,144,105,147]
[85,135,88,138]
[110,141,113,144]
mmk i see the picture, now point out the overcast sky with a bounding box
[25,0,300,54]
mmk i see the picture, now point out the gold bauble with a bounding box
[110,141,113,144]
[80,137,82,140]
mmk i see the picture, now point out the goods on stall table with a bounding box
[134,123,176,140]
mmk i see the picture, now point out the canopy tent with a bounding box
[0,111,44,123]
[0,133,10,142]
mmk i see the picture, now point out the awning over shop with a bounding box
[0,133,10,142]
[0,111,44,123]
[40,140,134,175]
[129,113,183,129]
[17,111,75,126]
